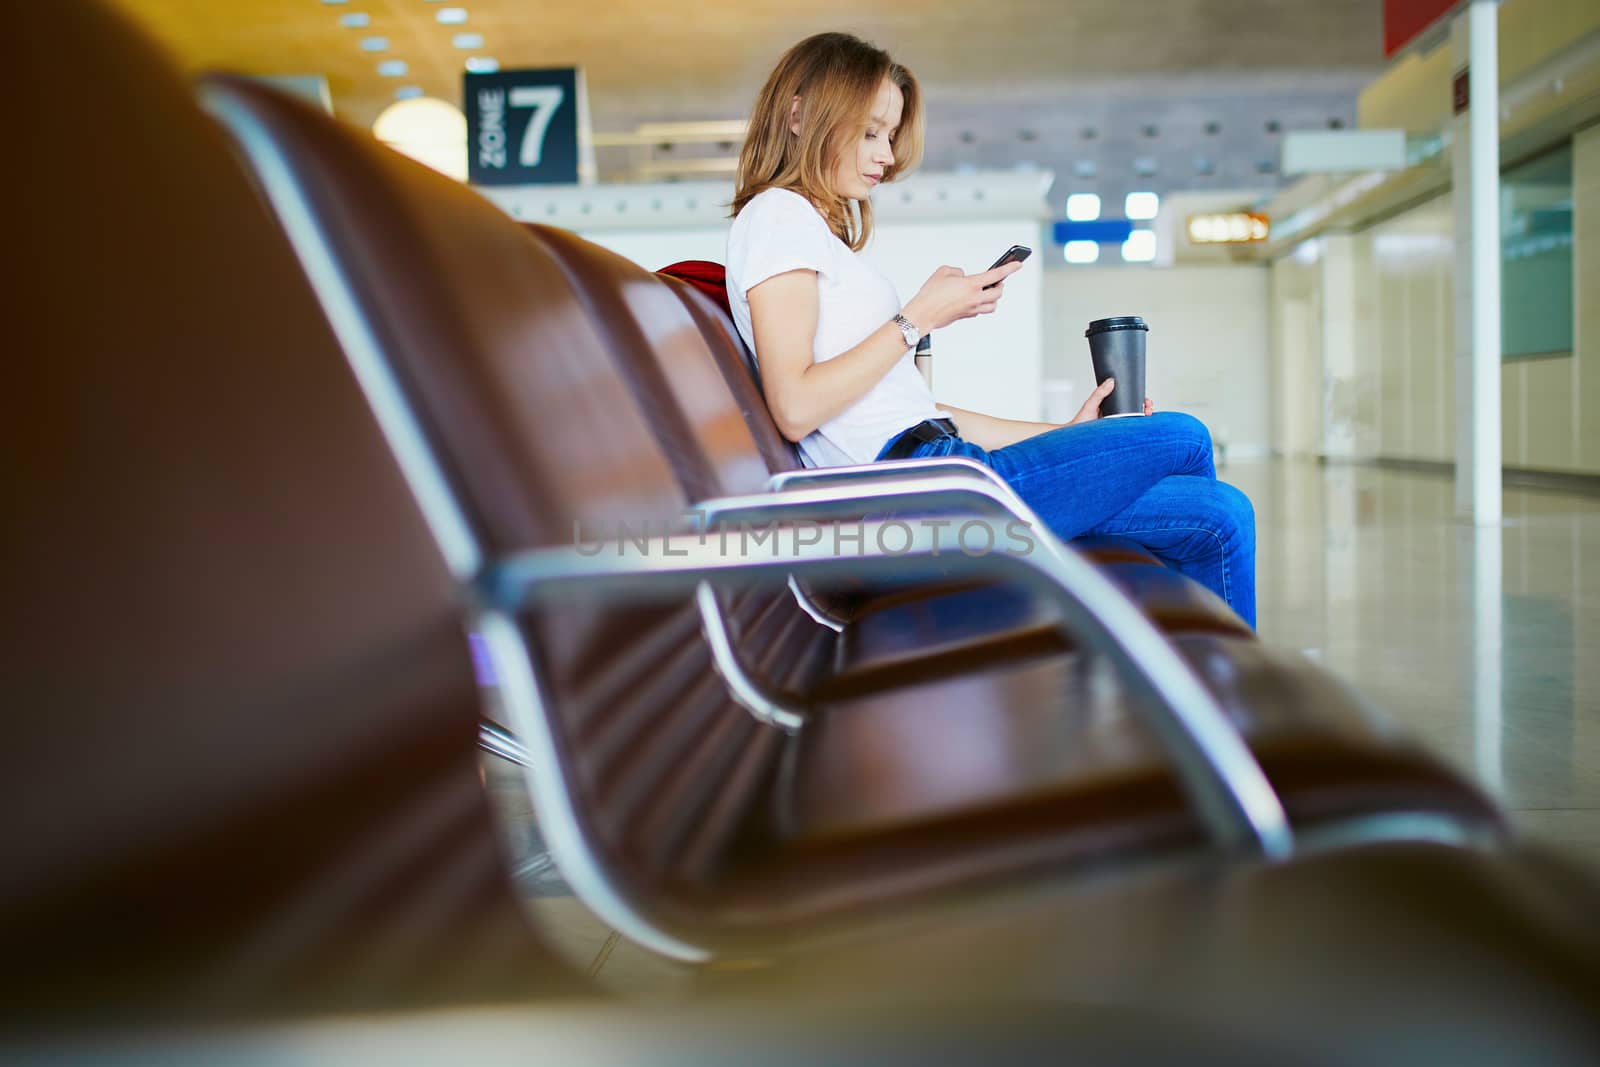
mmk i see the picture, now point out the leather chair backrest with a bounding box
[522,225,777,501]
[662,275,806,474]
[201,77,786,896]
[652,260,806,474]
[0,0,571,1020]
[518,226,837,691]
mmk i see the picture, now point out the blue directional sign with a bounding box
[1053,219,1134,245]
[465,67,579,185]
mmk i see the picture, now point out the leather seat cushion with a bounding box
[817,558,1252,700]
[699,637,1499,928]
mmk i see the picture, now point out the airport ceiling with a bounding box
[116,0,1390,199]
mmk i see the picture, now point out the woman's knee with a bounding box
[1152,410,1213,450]
[1208,480,1255,548]
[1147,411,1215,476]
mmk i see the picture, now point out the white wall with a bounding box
[1269,247,1323,457]
[1042,265,1273,456]
[862,220,1044,420]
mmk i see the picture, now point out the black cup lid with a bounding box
[1085,316,1148,337]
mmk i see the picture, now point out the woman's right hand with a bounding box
[901,261,1024,332]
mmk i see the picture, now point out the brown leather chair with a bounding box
[201,73,1506,963]
[0,0,576,1021]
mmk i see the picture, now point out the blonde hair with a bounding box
[732,33,923,252]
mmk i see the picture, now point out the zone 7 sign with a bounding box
[466,68,580,185]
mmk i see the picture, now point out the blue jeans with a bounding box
[877,411,1255,628]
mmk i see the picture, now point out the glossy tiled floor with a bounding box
[488,457,1600,988]
[1233,459,1600,849]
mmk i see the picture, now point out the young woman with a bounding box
[725,32,1256,627]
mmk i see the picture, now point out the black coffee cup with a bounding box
[1085,316,1148,418]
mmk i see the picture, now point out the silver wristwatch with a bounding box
[892,313,920,350]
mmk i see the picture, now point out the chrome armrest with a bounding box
[477,720,531,766]
[768,455,1015,499]
[759,462,1036,636]
[760,461,1022,633]
[685,475,1050,731]
[478,492,1292,864]
[690,473,1038,537]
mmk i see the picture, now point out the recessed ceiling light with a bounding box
[320,0,348,5]
[436,7,468,24]
[1121,230,1157,263]
[1065,193,1101,221]
[452,32,484,48]
[338,12,370,27]
[1125,191,1160,219]
[377,59,409,77]
[1063,241,1100,265]
[464,56,499,73]
[359,36,389,52]
[395,85,425,100]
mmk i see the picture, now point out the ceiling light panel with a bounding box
[1065,193,1100,221]
[1122,231,1157,263]
[1063,241,1099,265]
[1125,192,1160,220]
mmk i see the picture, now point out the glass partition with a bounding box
[1501,143,1574,360]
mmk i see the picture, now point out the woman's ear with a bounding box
[788,95,802,136]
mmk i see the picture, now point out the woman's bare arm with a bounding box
[747,269,914,442]
[935,404,1061,449]
[941,382,1153,450]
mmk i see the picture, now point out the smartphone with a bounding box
[982,244,1032,289]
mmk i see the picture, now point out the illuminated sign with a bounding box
[1186,212,1270,245]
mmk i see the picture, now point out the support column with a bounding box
[1320,233,1358,459]
[1471,526,1504,797]
[1450,0,1503,523]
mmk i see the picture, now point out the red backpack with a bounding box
[657,260,732,319]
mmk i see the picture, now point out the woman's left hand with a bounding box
[1068,379,1156,424]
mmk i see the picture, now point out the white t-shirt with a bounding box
[726,187,946,468]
